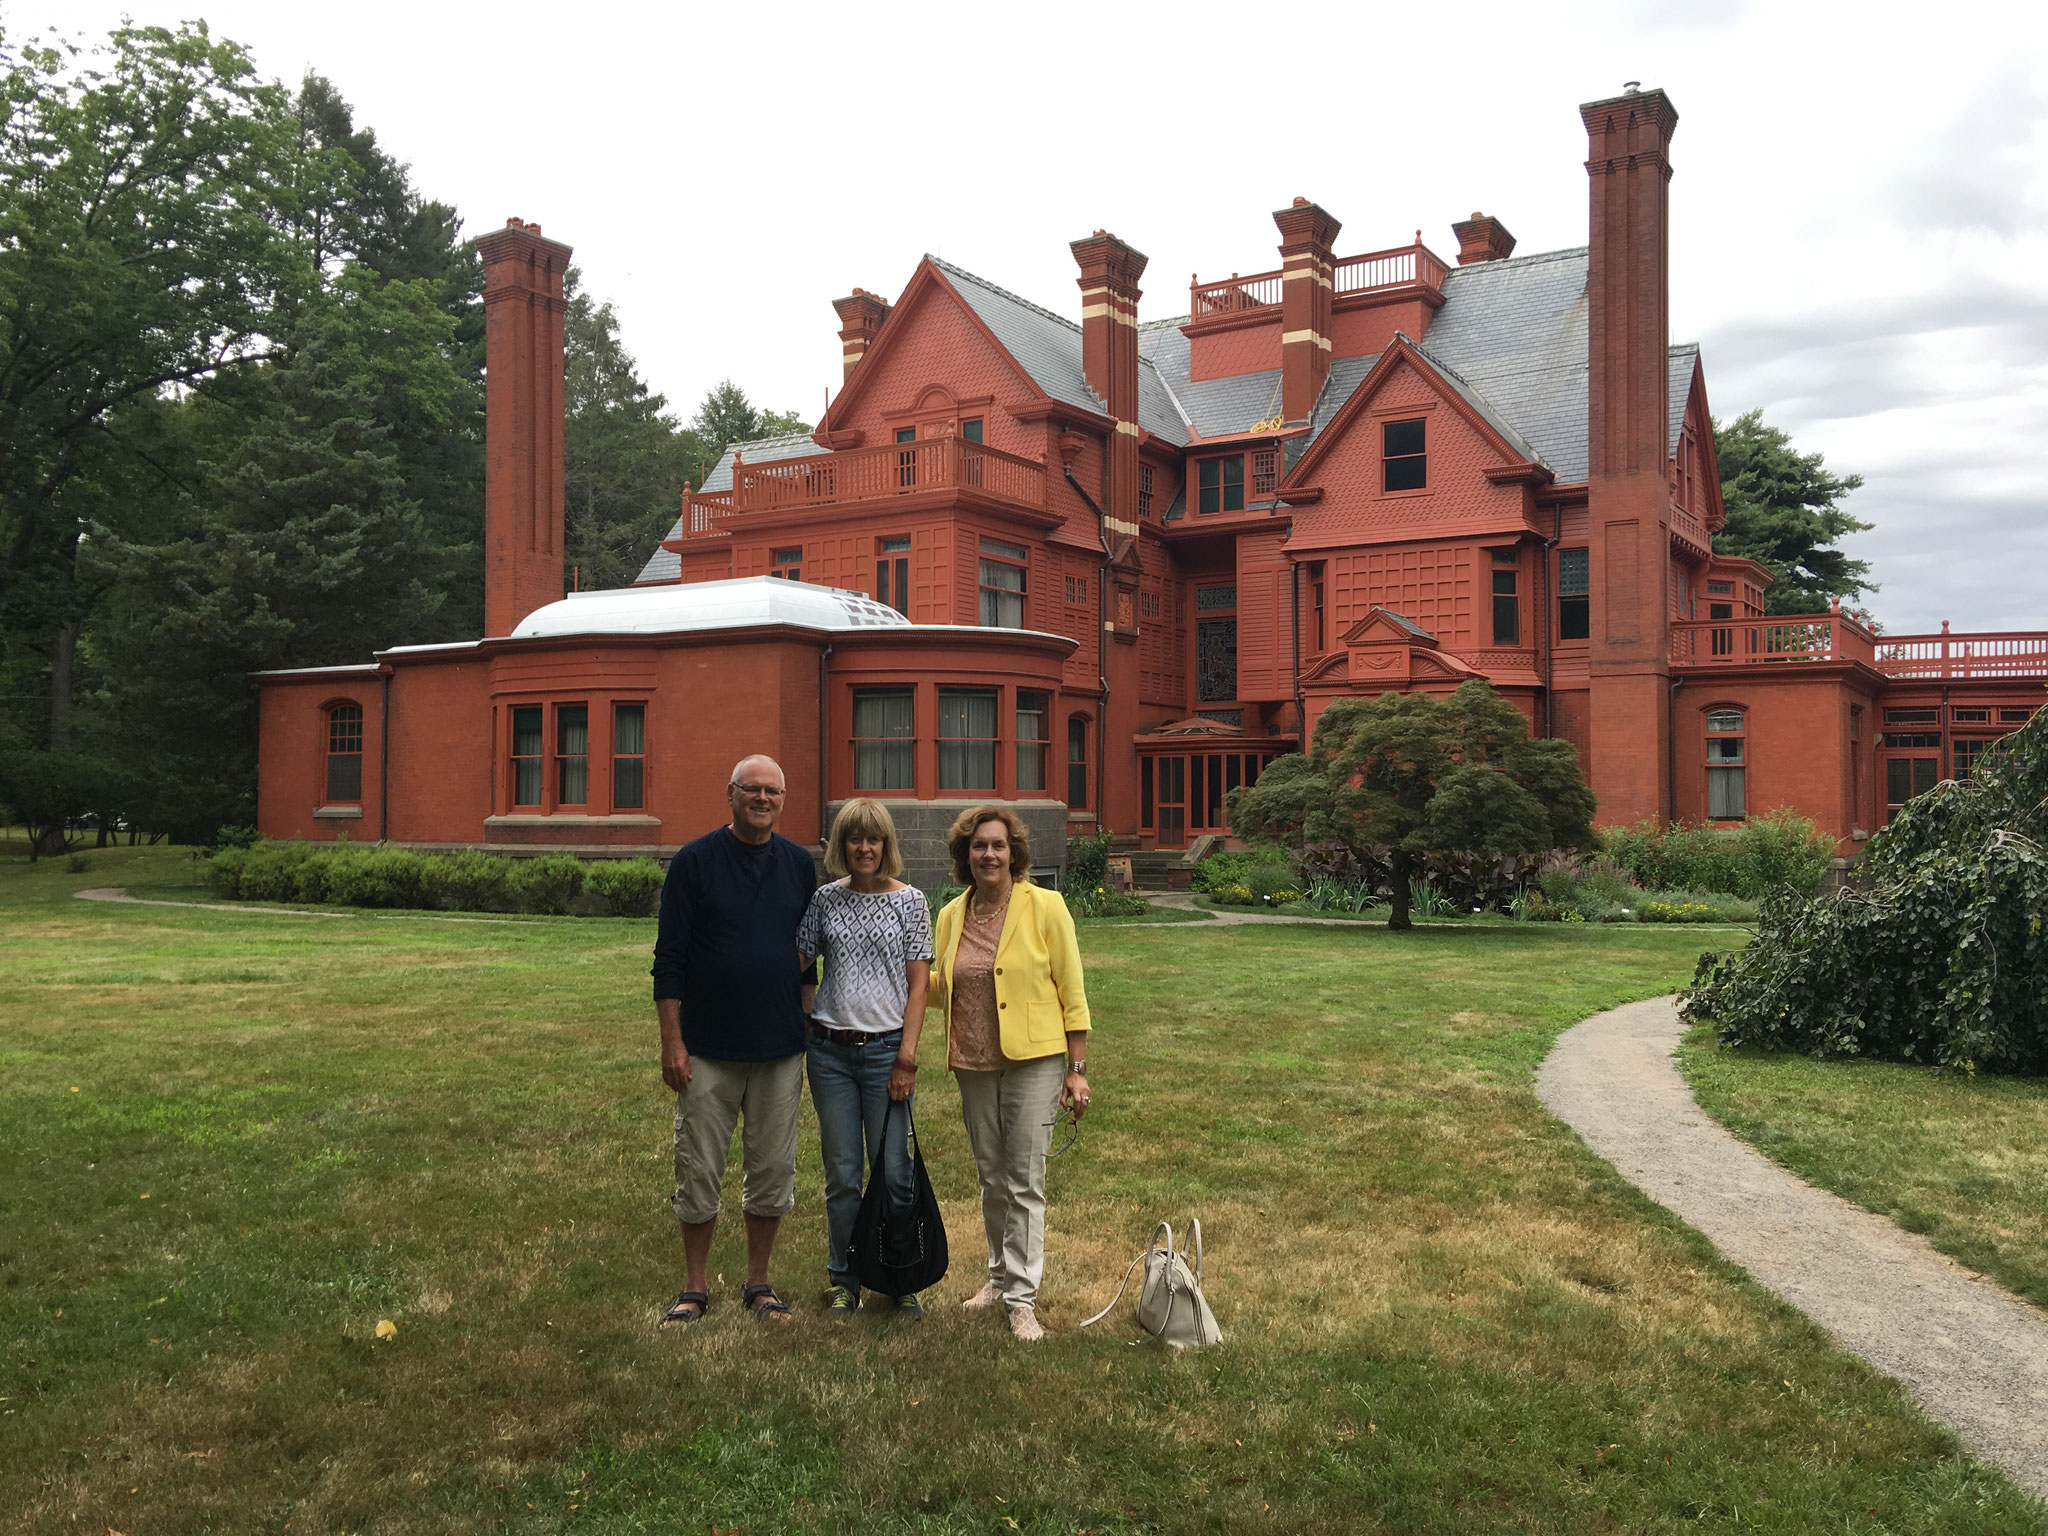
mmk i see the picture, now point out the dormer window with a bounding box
[1197,456,1244,514]
[1383,419,1426,491]
[961,418,983,442]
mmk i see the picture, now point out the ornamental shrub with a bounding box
[1066,830,1113,893]
[1601,811,1831,897]
[1685,706,2048,1074]
[421,850,518,912]
[511,855,586,915]
[325,847,430,909]
[1189,849,1253,894]
[585,857,664,917]
[924,884,965,922]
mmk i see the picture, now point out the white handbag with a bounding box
[1080,1219,1222,1348]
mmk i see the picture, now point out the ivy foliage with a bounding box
[1684,704,2048,1074]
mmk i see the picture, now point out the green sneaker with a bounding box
[892,1292,925,1320]
[822,1285,856,1321]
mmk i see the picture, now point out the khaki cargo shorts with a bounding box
[669,1051,804,1224]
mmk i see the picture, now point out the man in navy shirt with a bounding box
[652,754,817,1324]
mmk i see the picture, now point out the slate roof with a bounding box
[630,248,1703,586]
[634,431,822,584]
[1139,247,1697,484]
[931,258,1189,445]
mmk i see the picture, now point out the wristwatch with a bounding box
[1067,1062,1087,1076]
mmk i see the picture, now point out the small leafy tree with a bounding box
[1230,680,1596,930]
[1686,704,2048,1074]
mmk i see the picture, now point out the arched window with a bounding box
[326,703,364,803]
[1067,715,1091,809]
[1705,708,1745,820]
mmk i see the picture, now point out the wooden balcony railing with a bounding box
[1189,239,1448,321]
[1668,501,1711,558]
[669,436,1047,543]
[1668,614,1876,668]
[1875,628,2048,679]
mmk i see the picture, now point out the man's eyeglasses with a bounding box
[1045,1102,1079,1160]
[731,783,786,799]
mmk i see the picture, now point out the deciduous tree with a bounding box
[1229,680,1595,929]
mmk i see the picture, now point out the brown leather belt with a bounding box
[807,1021,902,1048]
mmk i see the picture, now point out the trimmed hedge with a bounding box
[207,844,656,917]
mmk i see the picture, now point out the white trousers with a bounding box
[954,1053,1067,1310]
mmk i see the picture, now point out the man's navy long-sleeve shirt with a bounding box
[651,826,817,1061]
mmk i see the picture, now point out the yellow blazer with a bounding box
[928,880,1091,1062]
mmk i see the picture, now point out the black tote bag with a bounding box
[847,1098,949,1296]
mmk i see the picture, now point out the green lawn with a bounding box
[3,844,2042,1533]
[1680,1023,2048,1312]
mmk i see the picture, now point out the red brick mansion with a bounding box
[255,86,2046,880]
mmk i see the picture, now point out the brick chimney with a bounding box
[1581,86,1680,825]
[832,289,892,380]
[1273,198,1340,423]
[1451,212,1517,265]
[1069,230,1148,535]
[476,218,572,636]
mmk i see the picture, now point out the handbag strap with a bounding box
[1079,1221,1174,1330]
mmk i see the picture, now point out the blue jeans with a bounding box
[806,1031,915,1297]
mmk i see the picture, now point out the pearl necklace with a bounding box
[970,888,1010,926]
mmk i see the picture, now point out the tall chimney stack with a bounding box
[1273,198,1340,424]
[1069,230,1148,538]
[832,289,892,380]
[1581,86,1679,825]
[1451,212,1517,265]
[477,218,572,636]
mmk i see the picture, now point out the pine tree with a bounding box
[1712,410,1871,615]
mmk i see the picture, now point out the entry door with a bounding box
[1885,755,1937,819]
[1155,755,1187,848]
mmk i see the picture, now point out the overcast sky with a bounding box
[17,0,2048,633]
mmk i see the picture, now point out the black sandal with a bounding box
[741,1283,791,1321]
[659,1289,710,1326]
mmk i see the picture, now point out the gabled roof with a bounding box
[1287,332,1549,488]
[932,258,1190,445]
[634,432,821,585]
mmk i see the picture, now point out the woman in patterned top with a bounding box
[796,798,934,1319]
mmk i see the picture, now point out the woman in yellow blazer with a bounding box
[926,804,1090,1341]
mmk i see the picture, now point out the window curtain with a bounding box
[854,689,914,790]
[938,689,996,791]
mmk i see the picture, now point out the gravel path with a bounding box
[1538,996,2048,1500]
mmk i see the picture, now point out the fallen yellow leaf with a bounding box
[138,1194,150,1200]
[374,1319,397,1340]
[70,1086,80,1093]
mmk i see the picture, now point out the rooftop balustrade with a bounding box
[1874,628,2048,680]
[668,435,1047,544]
[1669,612,2048,679]
[1190,240,1448,321]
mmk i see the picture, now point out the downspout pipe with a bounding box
[1290,559,1303,741]
[1668,675,1684,826]
[379,668,391,843]
[818,642,834,856]
[1063,460,1112,827]
[1543,505,1563,739]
